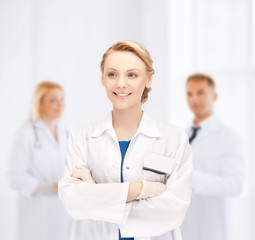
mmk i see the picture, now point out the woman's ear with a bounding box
[146,75,152,88]
[213,92,218,101]
[101,75,105,86]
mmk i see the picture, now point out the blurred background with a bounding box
[0,0,254,239]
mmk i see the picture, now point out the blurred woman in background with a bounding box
[7,81,71,240]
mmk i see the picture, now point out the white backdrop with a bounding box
[167,1,255,240]
[0,0,254,239]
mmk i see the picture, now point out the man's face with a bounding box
[186,79,217,117]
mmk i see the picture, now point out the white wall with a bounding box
[1,0,254,239]
[31,0,169,128]
[167,0,255,240]
[0,1,34,239]
[0,1,169,239]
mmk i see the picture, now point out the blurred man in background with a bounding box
[181,73,245,240]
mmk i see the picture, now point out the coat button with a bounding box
[126,166,130,170]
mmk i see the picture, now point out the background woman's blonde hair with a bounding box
[100,40,154,104]
[29,81,63,122]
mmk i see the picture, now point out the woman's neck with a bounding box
[41,117,57,130]
[41,117,58,141]
[112,105,143,141]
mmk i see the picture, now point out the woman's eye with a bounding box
[50,98,57,103]
[108,73,116,78]
[129,73,137,78]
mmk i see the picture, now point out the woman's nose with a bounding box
[117,76,127,88]
[57,100,64,108]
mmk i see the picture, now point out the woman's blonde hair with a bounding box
[29,81,64,122]
[100,40,154,104]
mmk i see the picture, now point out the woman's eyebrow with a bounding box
[105,68,140,72]
[105,68,117,71]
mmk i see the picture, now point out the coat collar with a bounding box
[190,114,222,133]
[32,120,64,147]
[138,112,161,138]
[32,120,45,129]
[33,120,63,133]
[90,111,161,139]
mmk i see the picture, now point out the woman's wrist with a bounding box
[126,181,143,202]
[33,183,58,196]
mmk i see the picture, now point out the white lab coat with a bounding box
[181,114,244,240]
[7,121,71,240]
[58,112,192,240]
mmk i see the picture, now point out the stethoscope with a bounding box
[32,123,42,148]
[32,122,69,148]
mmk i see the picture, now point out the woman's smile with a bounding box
[114,92,132,99]
[101,51,151,111]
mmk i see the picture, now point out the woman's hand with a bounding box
[136,180,166,199]
[127,180,166,202]
[70,164,96,184]
[127,181,143,202]
[52,183,58,193]
[70,165,166,201]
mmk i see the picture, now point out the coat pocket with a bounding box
[142,152,174,183]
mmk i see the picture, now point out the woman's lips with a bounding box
[114,92,132,99]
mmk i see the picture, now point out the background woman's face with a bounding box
[40,88,65,120]
[101,51,152,111]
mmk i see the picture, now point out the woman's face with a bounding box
[101,51,152,111]
[40,88,64,120]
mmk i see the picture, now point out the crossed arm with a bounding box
[70,164,166,202]
[58,130,192,237]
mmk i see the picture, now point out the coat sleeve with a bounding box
[192,132,245,197]
[6,125,40,197]
[119,134,193,238]
[58,129,131,224]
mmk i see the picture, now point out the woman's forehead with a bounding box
[44,88,64,97]
[104,51,146,70]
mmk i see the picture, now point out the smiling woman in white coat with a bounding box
[7,81,71,240]
[59,41,192,240]
[58,40,193,240]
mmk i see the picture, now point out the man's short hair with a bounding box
[186,73,216,90]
